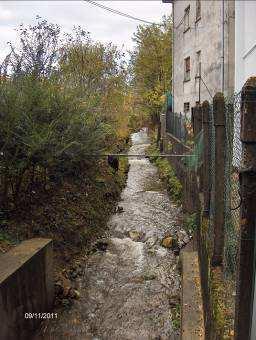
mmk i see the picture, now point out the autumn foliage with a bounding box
[0,18,131,210]
[130,16,172,138]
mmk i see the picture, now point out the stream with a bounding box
[38,128,186,340]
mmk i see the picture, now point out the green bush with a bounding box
[0,18,130,210]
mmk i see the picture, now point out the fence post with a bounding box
[192,107,195,134]
[192,105,202,137]
[235,77,256,340]
[212,93,225,266]
[198,105,203,133]
[197,105,203,192]
[160,111,166,152]
[193,104,203,193]
[202,101,210,216]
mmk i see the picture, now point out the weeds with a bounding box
[147,143,182,205]
[183,213,198,234]
[170,303,181,331]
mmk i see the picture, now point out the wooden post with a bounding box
[193,106,199,136]
[202,101,210,216]
[160,111,166,153]
[197,104,203,133]
[199,101,212,336]
[193,104,203,136]
[197,105,203,192]
[235,77,256,340]
[212,93,225,266]
[192,104,203,193]
[192,107,195,135]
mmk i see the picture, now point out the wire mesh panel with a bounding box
[164,93,243,336]
[208,103,215,253]
[183,130,203,175]
[166,111,187,143]
[224,93,241,277]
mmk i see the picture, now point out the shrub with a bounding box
[0,18,131,210]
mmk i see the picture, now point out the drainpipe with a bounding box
[221,0,225,93]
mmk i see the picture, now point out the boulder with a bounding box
[128,230,141,242]
[145,236,157,247]
[161,236,174,249]
[161,235,179,250]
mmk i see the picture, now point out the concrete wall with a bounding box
[235,1,256,93]
[172,0,235,115]
[0,238,54,340]
[181,251,205,339]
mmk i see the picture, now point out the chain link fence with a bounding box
[207,103,215,255]
[163,92,243,336]
[223,93,242,277]
[165,97,241,275]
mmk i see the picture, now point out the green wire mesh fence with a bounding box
[164,92,241,278]
[183,130,203,170]
[166,110,188,143]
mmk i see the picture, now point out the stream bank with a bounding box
[36,128,187,340]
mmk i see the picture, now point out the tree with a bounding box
[0,17,133,209]
[130,16,172,140]
[60,27,130,144]
[6,16,60,78]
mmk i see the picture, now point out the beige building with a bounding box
[171,0,235,115]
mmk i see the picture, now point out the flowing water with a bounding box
[38,129,185,340]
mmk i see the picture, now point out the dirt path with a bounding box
[38,129,185,340]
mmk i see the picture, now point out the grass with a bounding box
[0,230,15,252]
[147,143,182,205]
[183,213,198,234]
[170,303,181,331]
[211,267,226,339]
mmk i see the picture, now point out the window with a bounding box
[184,6,190,32]
[184,102,190,113]
[196,0,201,21]
[196,51,201,78]
[184,57,191,81]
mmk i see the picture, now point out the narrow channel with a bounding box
[38,128,186,340]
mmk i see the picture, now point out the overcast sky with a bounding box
[0,1,172,62]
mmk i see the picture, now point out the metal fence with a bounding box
[163,91,244,338]
[205,94,241,278]
[166,110,188,143]
[163,78,256,338]
[223,94,241,277]
[165,95,241,278]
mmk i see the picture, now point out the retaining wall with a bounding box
[0,238,54,340]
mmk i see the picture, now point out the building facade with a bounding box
[235,4,256,339]
[235,1,256,93]
[171,0,235,115]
